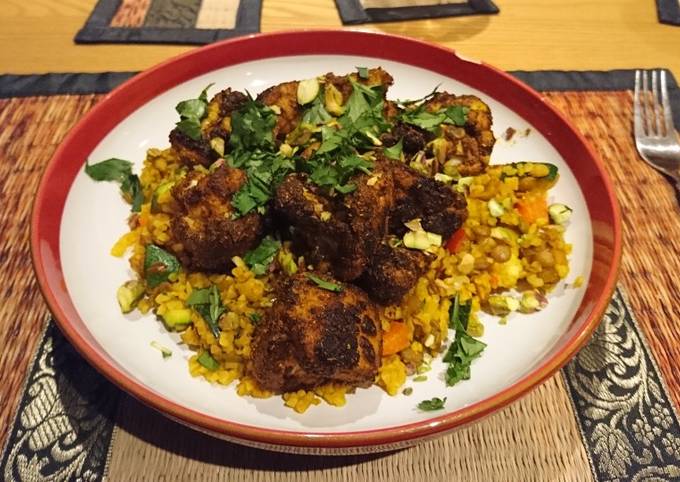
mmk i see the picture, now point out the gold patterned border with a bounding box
[562,288,680,480]
[0,323,119,481]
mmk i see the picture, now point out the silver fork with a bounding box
[634,70,680,193]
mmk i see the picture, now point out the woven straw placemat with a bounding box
[1,70,680,481]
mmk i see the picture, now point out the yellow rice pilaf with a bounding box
[112,147,572,411]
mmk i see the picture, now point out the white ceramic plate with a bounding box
[32,31,620,453]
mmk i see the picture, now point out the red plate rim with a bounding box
[30,29,622,452]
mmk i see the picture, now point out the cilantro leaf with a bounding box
[198,83,213,104]
[448,294,471,330]
[302,96,332,125]
[356,66,369,79]
[85,158,144,212]
[443,295,486,386]
[144,244,181,288]
[400,109,447,132]
[444,106,468,126]
[305,152,372,194]
[244,237,281,275]
[186,284,225,339]
[334,183,357,194]
[121,173,143,212]
[383,138,403,160]
[85,158,133,182]
[316,125,346,155]
[417,397,447,411]
[305,273,343,292]
[248,313,262,324]
[230,152,295,216]
[229,96,277,152]
[175,118,202,141]
[174,84,213,141]
[175,98,207,122]
[397,90,469,133]
[396,85,440,107]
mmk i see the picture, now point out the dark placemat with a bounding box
[1,70,680,481]
[657,0,680,26]
[75,0,262,45]
[334,0,498,25]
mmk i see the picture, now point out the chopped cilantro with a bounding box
[305,273,343,292]
[444,105,467,125]
[305,151,373,194]
[230,152,295,216]
[229,94,277,152]
[248,313,262,324]
[143,245,180,288]
[448,294,471,329]
[443,294,486,386]
[383,138,403,160]
[186,284,225,339]
[85,158,144,212]
[174,84,213,140]
[417,397,447,411]
[356,66,369,79]
[244,236,281,275]
[396,85,440,107]
[302,96,332,125]
[85,158,133,182]
[396,87,468,134]
[197,351,219,371]
[121,173,144,212]
[226,98,296,216]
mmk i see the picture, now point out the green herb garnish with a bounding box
[244,236,281,275]
[443,294,486,386]
[248,313,262,324]
[396,85,468,134]
[356,66,369,79]
[175,83,214,140]
[230,152,295,216]
[197,351,219,371]
[383,138,403,160]
[305,273,343,292]
[301,80,389,193]
[229,94,277,152]
[399,105,468,133]
[150,341,172,359]
[448,294,471,329]
[143,244,180,288]
[302,96,332,125]
[227,97,296,216]
[85,158,144,212]
[417,397,447,411]
[186,284,225,339]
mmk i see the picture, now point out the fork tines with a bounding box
[634,69,673,139]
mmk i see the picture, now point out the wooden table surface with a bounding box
[1,0,679,76]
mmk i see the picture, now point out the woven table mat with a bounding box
[334,0,498,25]
[657,0,680,26]
[1,70,680,481]
[75,0,262,45]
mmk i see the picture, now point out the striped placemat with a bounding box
[1,70,680,481]
[75,0,261,45]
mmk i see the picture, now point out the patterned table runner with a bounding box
[75,0,262,44]
[1,70,680,481]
